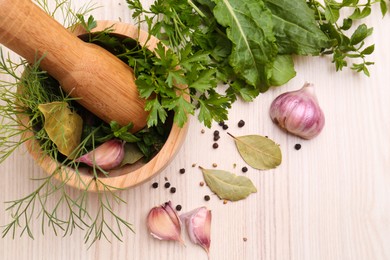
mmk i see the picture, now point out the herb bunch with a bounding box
[308,0,388,76]
[127,0,388,127]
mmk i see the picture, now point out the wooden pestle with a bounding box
[0,0,148,132]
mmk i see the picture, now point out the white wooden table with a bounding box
[1,1,389,259]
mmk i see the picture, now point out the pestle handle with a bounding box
[0,0,148,132]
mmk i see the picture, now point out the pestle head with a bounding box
[0,0,148,132]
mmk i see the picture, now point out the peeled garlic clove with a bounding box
[75,139,125,170]
[147,201,184,243]
[269,82,325,139]
[181,207,211,255]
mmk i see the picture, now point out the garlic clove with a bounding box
[147,201,184,244]
[269,82,325,139]
[181,206,211,255]
[75,139,125,170]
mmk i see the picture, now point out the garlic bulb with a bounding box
[269,82,325,139]
[147,201,184,244]
[75,139,125,170]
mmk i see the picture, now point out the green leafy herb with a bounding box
[200,167,257,201]
[228,133,282,170]
[212,0,278,90]
[307,0,385,76]
[128,0,388,127]
[263,0,332,55]
[76,14,97,33]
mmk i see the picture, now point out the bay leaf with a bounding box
[120,143,144,166]
[38,102,83,158]
[200,167,257,201]
[228,133,282,170]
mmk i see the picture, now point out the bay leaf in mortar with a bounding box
[200,167,257,201]
[228,133,282,170]
[38,102,83,158]
[120,143,144,166]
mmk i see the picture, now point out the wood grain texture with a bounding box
[1,1,390,260]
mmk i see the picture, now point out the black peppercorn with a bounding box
[219,121,225,126]
[152,182,159,188]
[164,182,171,188]
[238,120,245,127]
[213,130,220,136]
[222,124,229,130]
[175,205,182,211]
[204,195,211,201]
[213,135,220,141]
[294,143,302,150]
[179,168,186,174]
[170,187,176,193]
[212,143,219,149]
[242,166,248,173]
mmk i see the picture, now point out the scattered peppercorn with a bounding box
[213,143,219,149]
[204,195,210,201]
[201,129,205,134]
[170,187,176,193]
[243,237,248,242]
[152,182,159,189]
[213,135,220,141]
[199,181,205,187]
[242,166,248,173]
[176,205,182,211]
[213,130,220,136]
[219,121,225,126]
[212,163,218,168]
[164,182,171,188]
[294,143,302,150]
[179,168,186,174]
[238,120,245,127]
[222,124,229,130]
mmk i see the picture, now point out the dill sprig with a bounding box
[0,0,134,246]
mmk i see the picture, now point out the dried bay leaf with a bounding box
[38,102,83,158]
[120,143,144,166]
[228,133,282,170]
[200,167,257,201]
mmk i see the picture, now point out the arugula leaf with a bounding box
[211,0,278,91]
[269,55,296,86]
[263,0,332,55]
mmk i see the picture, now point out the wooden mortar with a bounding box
[0,0,148,132]
[19,21,189,191]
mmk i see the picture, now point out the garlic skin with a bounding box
[75,139,125,170]
[180,207,211,255]
[147,201,184,243]
[269,82,325,139]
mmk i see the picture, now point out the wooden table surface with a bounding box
[1,1,390,259]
